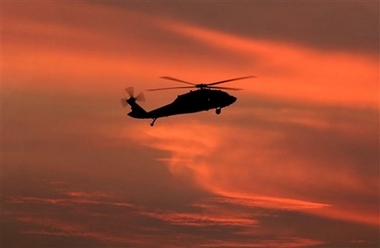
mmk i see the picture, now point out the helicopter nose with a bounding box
[230,95,237,104]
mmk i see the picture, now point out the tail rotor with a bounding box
[121,87,145,108]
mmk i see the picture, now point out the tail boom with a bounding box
[126,98,148,119]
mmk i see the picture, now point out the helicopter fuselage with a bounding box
[123,75,254,126]
[127,89,236,125]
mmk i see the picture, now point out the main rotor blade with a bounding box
[147,86,195,91]
[209,86,243,91]
[160,76,196,86]
[125,87,134,97]
[208,76,256,86]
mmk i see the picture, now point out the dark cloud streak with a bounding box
[101,1,379,55]
[2,2,378,247]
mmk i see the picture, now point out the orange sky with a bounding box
[3,1,379,247]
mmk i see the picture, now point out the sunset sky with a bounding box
[2,1,379,247]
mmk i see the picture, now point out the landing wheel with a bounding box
[216,108,221,115]
[150,118,157,126]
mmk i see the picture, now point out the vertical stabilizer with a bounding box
[121,87,148,119]
[126,97,148,118]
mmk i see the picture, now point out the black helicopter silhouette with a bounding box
[122,76,255,126]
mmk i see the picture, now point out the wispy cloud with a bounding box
[130,100,378,225]
[3,1,378,247]
[157,18,378,107]
[5,187,326,247]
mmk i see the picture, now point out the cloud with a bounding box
[3,2,257,93]
[3,2,379,247]
[4,186,326,247]
[99,1,379,55]
[6,184,378,247]
[130,97,379,226]
[157,18,378,107]
[4,2,377,108]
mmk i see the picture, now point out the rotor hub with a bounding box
[196,84,209,89]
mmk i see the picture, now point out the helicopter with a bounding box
[121,76,255,126]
